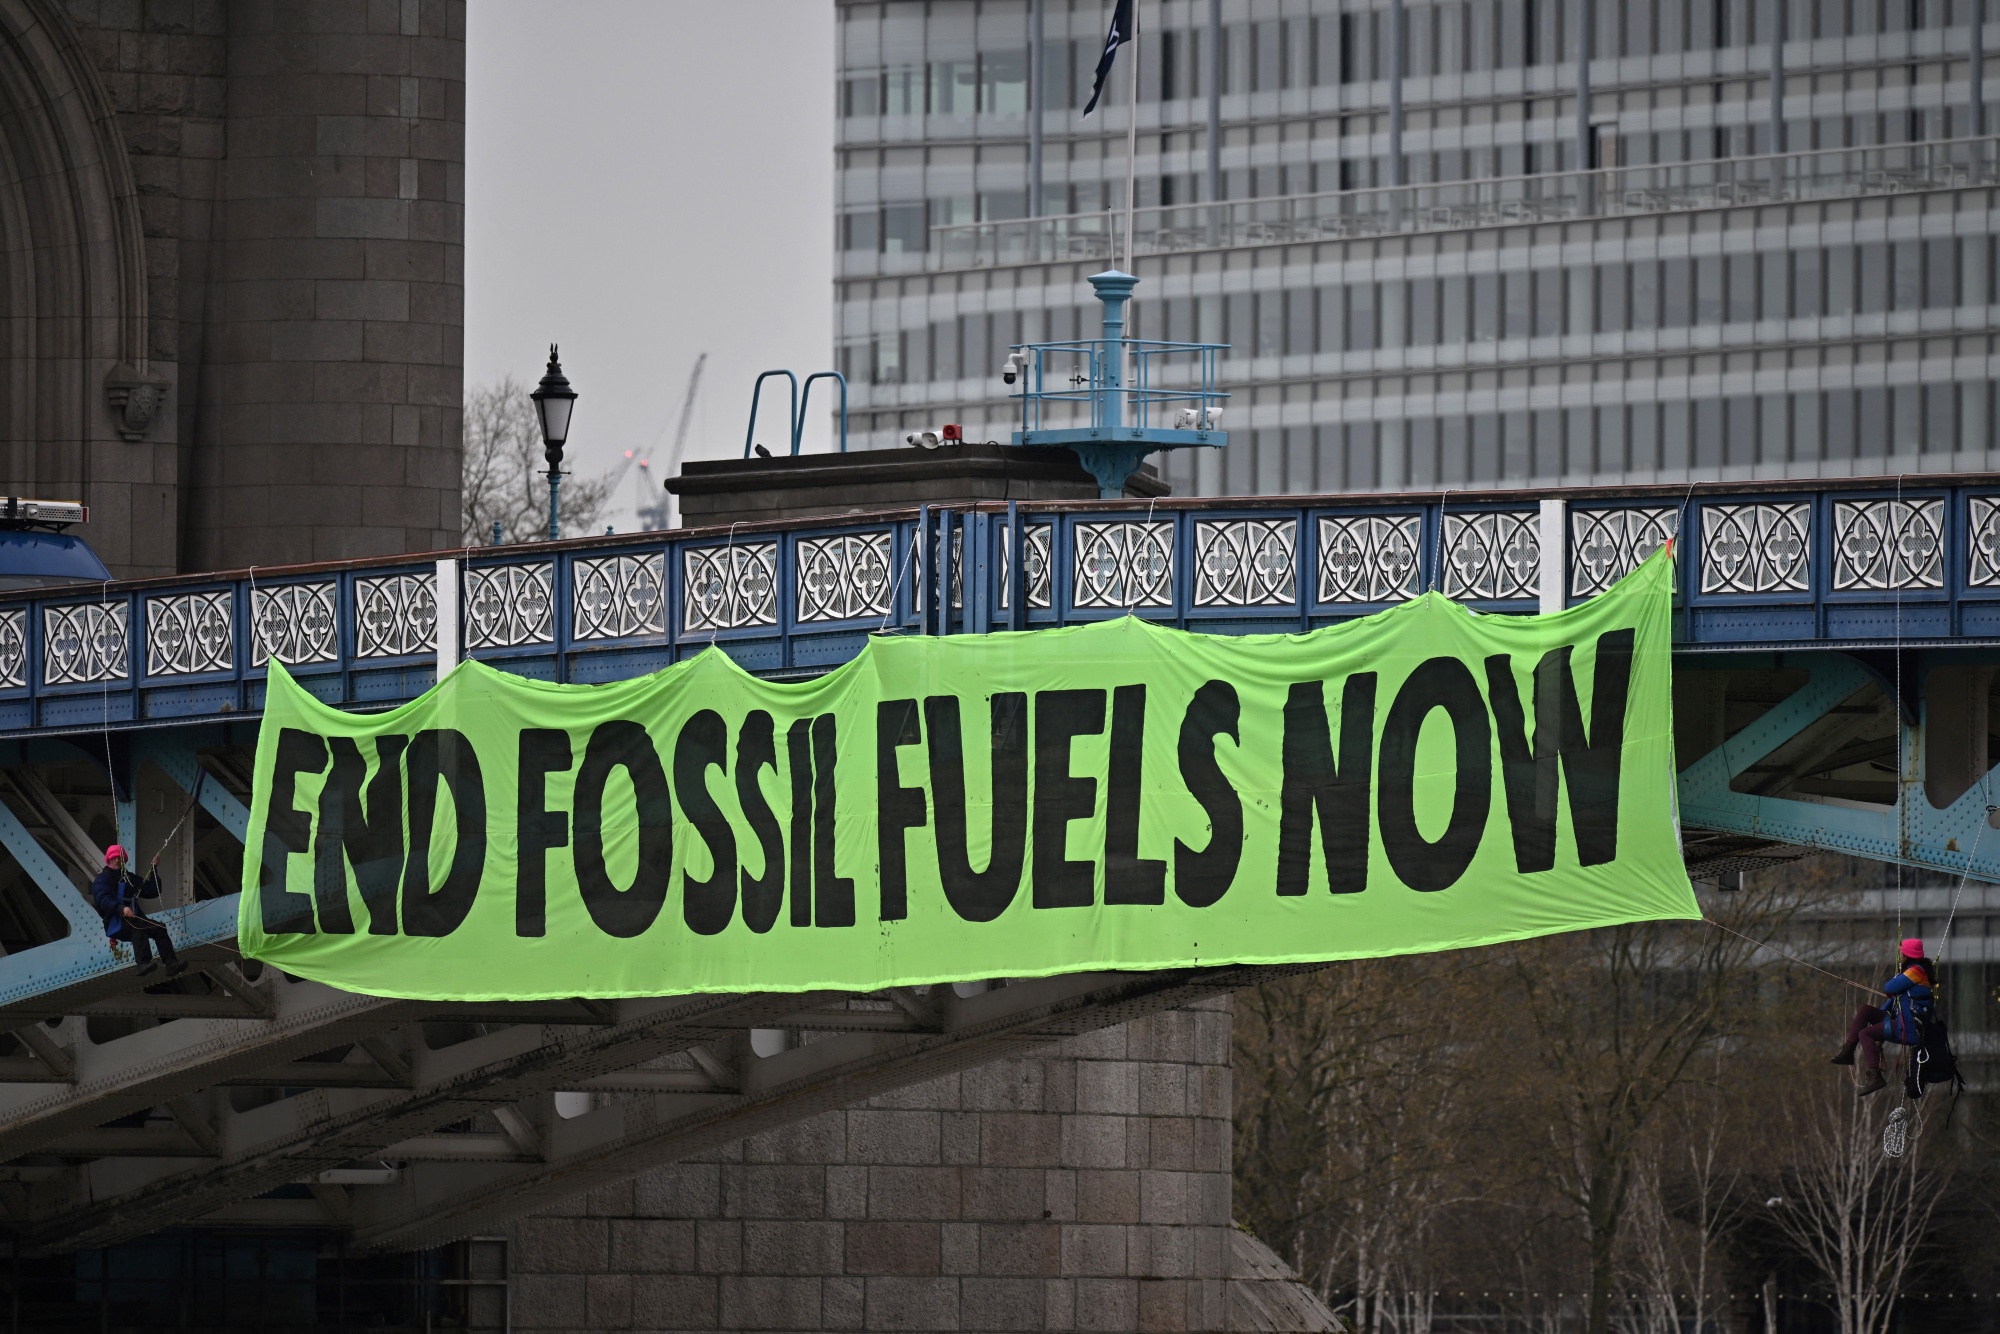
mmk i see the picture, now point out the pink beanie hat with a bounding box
[104,844,126,864]
[1900,937,1925,959]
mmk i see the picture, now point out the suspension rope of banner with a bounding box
[1894,473,1907,948]
[1701,915,1882,997]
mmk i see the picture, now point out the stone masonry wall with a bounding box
[507,997,1235,1334]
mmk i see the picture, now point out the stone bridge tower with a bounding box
[0,0,463,575]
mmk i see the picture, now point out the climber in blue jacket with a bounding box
[1831,937,1933,1096]
[89,845,186,979]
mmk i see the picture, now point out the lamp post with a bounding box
[529,345,577,542]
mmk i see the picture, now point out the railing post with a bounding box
[436,558,460,680]
[1538,498,1566,614]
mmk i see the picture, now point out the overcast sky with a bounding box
[465,1,836,531]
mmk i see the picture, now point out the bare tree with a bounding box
[1765,1081,1952,1334]
[1615,1071,1746,1334]
[462,376,613,544]
[1507,878,1801,1334]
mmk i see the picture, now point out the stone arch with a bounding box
[0,0,149,513]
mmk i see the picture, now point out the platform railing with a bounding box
[0,477,1997,735]
[928,136,2000,270]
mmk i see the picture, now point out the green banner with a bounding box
[239,548,1694,1001]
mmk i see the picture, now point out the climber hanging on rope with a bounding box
[91,845,187,979]
[1830,937,1933,1096]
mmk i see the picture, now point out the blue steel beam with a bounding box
[1676,655,2000,881]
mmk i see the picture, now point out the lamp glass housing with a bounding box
[534,392,574,449]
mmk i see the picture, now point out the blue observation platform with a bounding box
[1010,269,1227,498]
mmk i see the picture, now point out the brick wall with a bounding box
[508,997,1236,1334]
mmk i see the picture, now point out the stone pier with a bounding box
[505,997,1279,1333]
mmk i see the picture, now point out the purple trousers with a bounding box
[1845,1004,1887,1071]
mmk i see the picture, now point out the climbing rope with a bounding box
[1882,1104,1914,1158]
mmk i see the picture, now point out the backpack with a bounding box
[1903,1013,1966,1101]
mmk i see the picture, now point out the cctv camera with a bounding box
[905,430,942,449]
[1002,351,1024,385]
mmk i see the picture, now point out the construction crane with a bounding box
[642,352,705,530]
[596,355,705,534]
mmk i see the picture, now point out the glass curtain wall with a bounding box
[835,0,2000,493]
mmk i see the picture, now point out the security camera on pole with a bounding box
[530,346,578,542]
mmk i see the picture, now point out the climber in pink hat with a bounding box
[1830,937,1933,1096]
[90,843,184,979]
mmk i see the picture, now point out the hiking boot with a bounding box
[165,960,187,978]
[135,961,158,978]
[1830,1042,1857,1066]
[1856,1068,1887,1097]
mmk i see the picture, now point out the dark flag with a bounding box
[1082,0,1135,115]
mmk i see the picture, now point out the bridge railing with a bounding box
[2,476,1997,735]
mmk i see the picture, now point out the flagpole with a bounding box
[1121,2,1138,277]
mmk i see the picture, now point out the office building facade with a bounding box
[834,0,2000,497]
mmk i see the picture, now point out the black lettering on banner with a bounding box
[1377,658,1492,892]
[260,728,328,934]
[514,729,571,937]
[812,714,856,927]
[736,711,785,934]
[1104,685,1166,905]
[1485,628,1635,873]
[1173,680,1243,908]
[1032,689,1106,909]
[1275,676,1376,896]
[402,729,487,936]
[926,692,1029,923]
[876,700,926,922]
[572,720,672,938]
[787,718,813,927]
[313,734,409,935]
[676,710,738,936]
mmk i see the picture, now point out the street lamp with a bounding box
[529,344,577,541]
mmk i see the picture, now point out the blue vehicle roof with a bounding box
[0,528,113,588]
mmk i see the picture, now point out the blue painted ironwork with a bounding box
[796,370,850,454]
[1675,654,2000,883]
[741,370,798,459]
[742,369,852,458]
[1,479,1999,736]
[1010,269,1229,497]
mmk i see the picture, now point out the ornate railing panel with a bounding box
[1570,507,1678,598]
[1442,511,1539,601]
[42,603,127,685]
[796,533,893,623]
[572,554,665,641]
[682,542,779,634]
[354,573,436,659]
[1700,502,1811,595]
[1315,514,1422,604]
[1832,498,1944,592]
[0,611,25,690]
[145,592,233,677]
[252,584,338,666]
[1194,519,1296,607]
[1073,520,1174,609]
[464,564,555,649]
